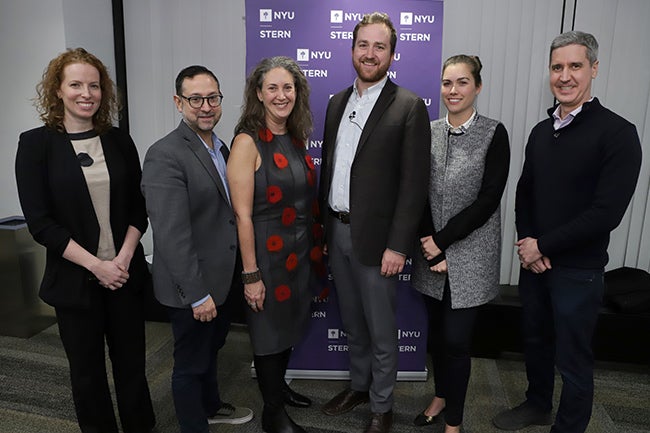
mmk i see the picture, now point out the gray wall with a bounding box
[0,0,115,219]
[2,0,649,282]
[439,0,650,280]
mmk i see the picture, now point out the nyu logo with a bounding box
[400,12,413,26]
[259,9,295,22]
[297,48,332,61]
[297,48,309,62]
[327,328,348,339]
[398,329,421,339]
[330,10,368,23]
[400,11,436,25]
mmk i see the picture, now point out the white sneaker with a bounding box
[207,402,253,425]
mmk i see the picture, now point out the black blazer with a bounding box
[319,79,431,265]
[15,125,148,309]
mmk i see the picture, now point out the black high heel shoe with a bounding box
[413,408,444,426]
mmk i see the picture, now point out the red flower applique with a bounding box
[312,223,323,240]
[275,284,291,302]
[306,170,316,186]
[258,128,273,142]
[282,207,296,226]
[273,152,289,169]
[266,235,284,252]
[304,154,315,170]
[266,185,282,204]
[310,246,323,262]
[318,286,330,301]
[285,252,298,271]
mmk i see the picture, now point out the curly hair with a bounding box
[35,47,119,134]
[235,56,313,142]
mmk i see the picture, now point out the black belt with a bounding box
[329,207,350,224]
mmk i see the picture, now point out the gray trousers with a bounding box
[328,217,398,413]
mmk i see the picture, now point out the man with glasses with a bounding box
[142,65,252,433]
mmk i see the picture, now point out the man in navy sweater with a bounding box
[493,31,642,433]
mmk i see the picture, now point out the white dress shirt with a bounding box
[329,75,388,212]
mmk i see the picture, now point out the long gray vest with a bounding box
[411,115,502,309]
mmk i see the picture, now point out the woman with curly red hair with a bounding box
[15,48,155,433]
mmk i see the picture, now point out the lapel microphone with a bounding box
[349,111,356,121]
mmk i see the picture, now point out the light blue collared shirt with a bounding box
[199,131,230,204]
[329,75,388,212]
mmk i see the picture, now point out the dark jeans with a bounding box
[519,266,604,433]
[167,303,231,433]
[56,284,155,433]
[424,281,479,427]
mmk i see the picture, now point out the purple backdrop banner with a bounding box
[245,0,444,379]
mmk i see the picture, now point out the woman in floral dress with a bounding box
[227,56,322,433]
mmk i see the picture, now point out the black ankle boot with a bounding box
[283,383,312,408]
[262,406,306,433]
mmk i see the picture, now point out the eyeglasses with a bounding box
[180,94,224,109]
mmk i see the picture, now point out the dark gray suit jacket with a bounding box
[319,79,431,266]
[141,120,237,308]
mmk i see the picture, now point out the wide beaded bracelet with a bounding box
[241,269,262,284]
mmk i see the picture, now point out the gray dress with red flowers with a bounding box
[247,130,320,356]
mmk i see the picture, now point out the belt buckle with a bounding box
[329,207,350,224]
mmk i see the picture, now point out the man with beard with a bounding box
[318,12,430,433]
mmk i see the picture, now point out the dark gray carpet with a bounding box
[0,322,648,433]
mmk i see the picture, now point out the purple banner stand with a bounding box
[245,0,444,381]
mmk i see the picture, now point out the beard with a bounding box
[353,57,390,84]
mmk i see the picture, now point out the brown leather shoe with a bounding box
[321,388,369,416]
[364,411,393,433]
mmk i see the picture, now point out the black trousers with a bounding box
[167,301,231,433]
[519,266,604,433]
[423,280,479,427]
[55,283,155,433]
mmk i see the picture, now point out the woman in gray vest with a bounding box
[411,55,510,433]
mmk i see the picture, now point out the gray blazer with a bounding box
[141,120,237,308]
